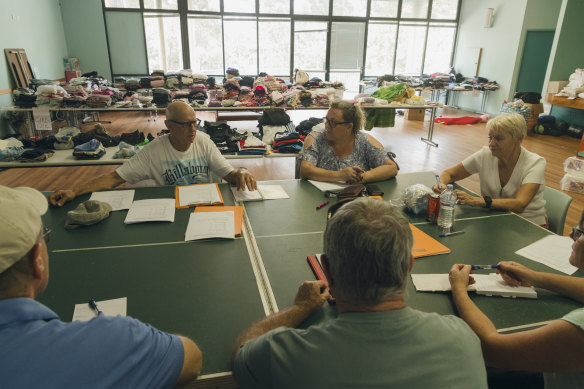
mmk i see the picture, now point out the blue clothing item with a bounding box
[301,131,388,171]
[74,138,102,152]
[0,298,184,389]
[0,146,24,161]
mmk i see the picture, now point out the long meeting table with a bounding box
[39,172,583,388]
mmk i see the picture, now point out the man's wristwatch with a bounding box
[483,195,492,209]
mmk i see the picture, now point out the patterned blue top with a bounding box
[301,131,388,171]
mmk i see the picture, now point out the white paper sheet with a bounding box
[90,190,135,211]
[258,185,289,200]
[308,180,350,192]
[124,199,175,224]
[177,184,222,207]
[410,273,536,298]
[185,211,235,241]
[72,297,127,321]
[231,186,263,202]
[515,235,578,275]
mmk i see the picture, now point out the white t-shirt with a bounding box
[116,133,234,186]
[462,146,546,225]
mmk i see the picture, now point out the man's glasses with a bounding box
[42,227,51,243]
[572,225,584,241]
[169,119,201,128]
[324,118,351,128]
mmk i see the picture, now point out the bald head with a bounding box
[166,101,196,122]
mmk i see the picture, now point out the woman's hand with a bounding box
[339,166,363,183]
[454,190,485,207]
[496,261,538,287]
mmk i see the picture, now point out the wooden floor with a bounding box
[1,106,582,235]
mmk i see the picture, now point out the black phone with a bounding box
[366,184,384,197]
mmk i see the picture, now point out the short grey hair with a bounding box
[323,198,413,306]
[487,113,526,140]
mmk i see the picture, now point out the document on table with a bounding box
[308,180,350,192]
[185,211,235,241]
[515,235,578,275]
[90,190,135,211]
[230,185,289,201]
[176,183,223,208]
[411,274,537,298]
[72,297,127,321]
[124,199,175,224]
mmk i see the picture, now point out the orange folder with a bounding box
[175,183,224,209]
[194,206,244,236]
[409,224,451,258]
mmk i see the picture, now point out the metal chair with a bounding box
[543,186,573,235]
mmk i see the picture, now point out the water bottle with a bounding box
[437,184,457,230]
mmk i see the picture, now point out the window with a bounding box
[104,0,139,8]
[188,0,220,12]
[188,16,223,74]
[394,22,426,74]
[143,0,178,10]
[294,21,327,72]
[223,16,257,74]
[259,0,290,14]
[365,22,397,76]
[401,0,429,18]
[223,0,255,13]
[423,23,456,73]
[370,0,398,17]
[431,0,458,19]
[293,0,329,15]
[333,0,367,17]
[144,13,183,73]
[259,18,291,75]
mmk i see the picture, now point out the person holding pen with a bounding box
[448,211,584,388]
[433,113,547,226]
[300,100,398,184]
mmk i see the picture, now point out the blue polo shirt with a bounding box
[0,298,184,389]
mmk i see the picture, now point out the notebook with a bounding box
[194,206,244,236]
[409,224,451,258]
[175,183,224,209]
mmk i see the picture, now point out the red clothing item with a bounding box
[434,116,483,125]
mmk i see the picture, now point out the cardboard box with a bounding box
[525,102,544,131]
[547,81,568,94]
[65,70,81,82]
[405,108,425,121]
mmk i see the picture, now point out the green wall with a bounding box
[549,0,584,81]
[0,0,68,137]
[60,0,111,80]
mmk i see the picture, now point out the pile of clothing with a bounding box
[113,141,141,159]
[238,135,267,156]
[257,109,293,144]
[0,138,24,161]
[203,121,239,154]
[272,132,303,153]
[53,126,80,150]
[35,85,69,106]
[189,84,207,105]
[120,129,153,146]
[295,117,324,136]
[18,148,54,162]
[86,94,111,108]
[72,124,120,147]
[13,89,37,108]
[152,88,171,107]
[73,139,106,160]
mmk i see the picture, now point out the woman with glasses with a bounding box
[299,100,398,184]
[448,212,584,389]
[433,113,546,226]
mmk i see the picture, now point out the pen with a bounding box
[355,168,364,174]
[435,174,442,191]
[88,299,102,316]
[316,200,329,210]
[439,231,465,237]
[471,264,501,270]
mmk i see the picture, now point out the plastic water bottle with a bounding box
[437,184,457,230]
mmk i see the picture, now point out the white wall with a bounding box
[453,0,528,115]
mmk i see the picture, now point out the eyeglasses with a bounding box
[169,119,201,128]
[572,225,584,241]
[324,118,351,128]
[42,227,51,243]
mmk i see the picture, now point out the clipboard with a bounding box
[194,206,244,236]
[175,183,224,209]
[410,224,451,258]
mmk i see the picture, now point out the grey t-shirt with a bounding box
[234,307,488,389]
[301,131,388,171]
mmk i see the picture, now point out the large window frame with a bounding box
[102,0,461,80]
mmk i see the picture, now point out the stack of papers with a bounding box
[410,273,537,298]
[185,211,235,241]
[175,183,224,208]
[89,190,135,211]
[124,199,175,224]
[515,235,578,275]
[230,184,289,202]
